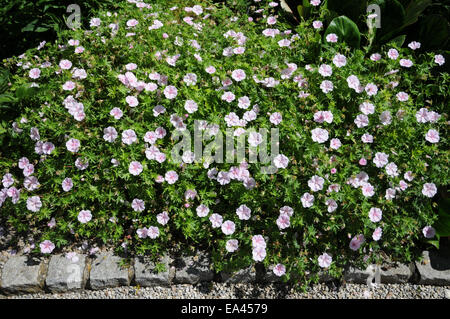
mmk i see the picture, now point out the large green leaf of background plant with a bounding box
[417,14,449,49]
[371,0,406,43]
[324,15,361,48]
[326,0,367,27]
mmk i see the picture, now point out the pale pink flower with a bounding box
[399,59,413,68]
[110,107,123,120]
[75,157,89,170]
[280,206,294,217]
[273,264,286,276]
[23,164,34,177]
[330,138,341,150]
[370,53,382,61]
[361,133,373,144]
[66,138,80,153]
[127,19,139,27]
[231,69,246,82]
[422,183,437,198]
[318,64,332,77]
[148,226,159,239]
[122,129,137,145]
[78,210,92,223]
[129,161,143,176]
[163,85,178,99]
[326,33,338,43]
[301,192,314,208]
[183,73,197,86]
[277,39,291,47]
[314,111,333,124]
[387,48,399,60]
[359,102,375,115]
[226,239,239,252]
[422,226,436,238]
[396,92,409,102]
[209,213,223,228]
[62,178,73,192]
[221,220,236,235]
[365,83,378,96]
[372,227,382,241]
[385,188,396,200]
[361,182,375,197]
[126,96,139,107]
[157,211,170,225]
[238,96,251,109]
[385,162,399,177]
[333,54,347,67]
[273,154,289,169]
[221,91,235,103]
[373,152,389,168]
[326,199,338,212]
[40,240,55,254]
[404,171,414,182]
[318,252,332,268]
[24,176,39,191]
[312,21,323,29]
[196,204,210,217]
[184,100,198,113]
[310,0,321,6]
[425,129,439,143]
[103,127,118,142]
[90,17,101,27]
[349,235,365,251]
[308,175,325,192]
[165,170,179,184]
[29,68,41,79]
[267,16,277,25]
[252,246,266,262]
[320,80,334,93]
[252,235,266,249]
[236,204,251,220]
[276,214,290,229]
[205,66,216,74]
[27,196,42,212]
[311,128,329,143]
[408,41,421,50]
[368,207,382,223]
[59,59,72,70]
[132,199,145,212]
[248,132,263,147]
[62,81,76,91]
[435,54,445,66]
[347,76,361,92]
[137,227,149,238]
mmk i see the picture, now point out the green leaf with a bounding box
[403,0,432,26]
[324,15,361,48]
[417,14,449,49]
[373,0,406,43]
[0,93,17,104]
[389,34,406,47]
[434,198,450,237]
[326,0,367,24]
[15,85,38,100]
[21,19,38,32]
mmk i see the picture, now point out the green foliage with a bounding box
[0,0,117,60]
[324,16,361,48]
[0,0,448,288]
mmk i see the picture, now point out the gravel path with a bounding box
[3,283,450,299]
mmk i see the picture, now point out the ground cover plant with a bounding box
[0,0,448,287]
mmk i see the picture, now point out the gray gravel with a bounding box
[2,283,449,299]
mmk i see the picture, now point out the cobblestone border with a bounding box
[1,250,449,295]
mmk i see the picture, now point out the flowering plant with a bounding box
[0,0,448,286]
